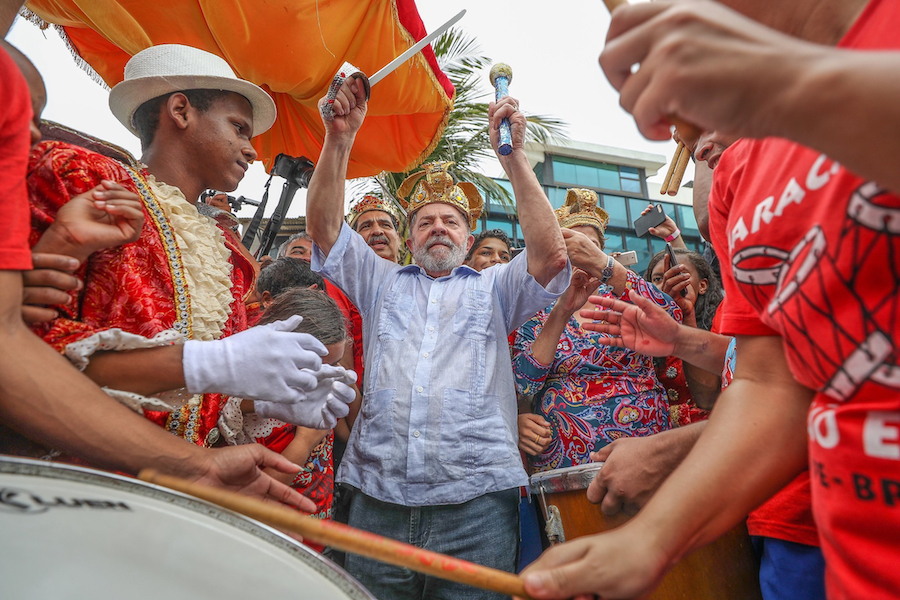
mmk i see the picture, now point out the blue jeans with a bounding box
[344,487,520,600]
[751,536,826,600]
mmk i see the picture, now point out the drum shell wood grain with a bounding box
[536,483,762,600]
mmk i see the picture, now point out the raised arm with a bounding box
[489,97,567,286]
[581,293,731,375]
[306,77,369,256]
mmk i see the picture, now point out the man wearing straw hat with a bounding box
[516,1,900,599]
[305,74,570,598]
[27,44,353,451]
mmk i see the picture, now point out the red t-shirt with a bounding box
[708,2,900,595]
[0,46,34,271]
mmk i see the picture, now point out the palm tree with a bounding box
[351,27,568,209]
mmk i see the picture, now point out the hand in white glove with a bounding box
[255,365,358,430]
[182,315,327,402]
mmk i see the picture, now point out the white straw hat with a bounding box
[109,44,276,137]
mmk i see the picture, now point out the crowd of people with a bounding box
[1,0,899,599]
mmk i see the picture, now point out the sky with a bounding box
[7,1,691,220]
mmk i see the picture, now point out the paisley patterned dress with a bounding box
[513,271,681,472]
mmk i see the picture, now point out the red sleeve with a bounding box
[707,143,779,338]
[0,47,35,271]
[26,142,144,351]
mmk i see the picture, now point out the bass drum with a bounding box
[0,456,374,599]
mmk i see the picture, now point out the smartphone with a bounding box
[665,242,688,297]
[613,250,638,266]
[633,204,666,237]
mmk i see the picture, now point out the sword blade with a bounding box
[368,9,466,87]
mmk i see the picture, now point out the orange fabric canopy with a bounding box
[24,0,454,178]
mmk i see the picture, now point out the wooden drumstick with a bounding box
[660,141,683,195]
[139,470,535,600]
[667,144,692,196]
[600,0,702,146]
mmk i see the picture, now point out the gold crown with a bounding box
[397,161,484,230]
[346,194,406,229]
[554,188,609,235]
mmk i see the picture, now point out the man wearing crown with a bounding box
[347,194,405,264]
[306,75,570,598]
[25,45,352,452]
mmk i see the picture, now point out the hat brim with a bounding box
[109,74,276,138]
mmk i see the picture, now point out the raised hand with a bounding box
[600,1,811,142]
[658,258,697,323]
[488,96,527,159]
[318,76,368,138]
[579,293,680,357]
[556,268,601,316]
[560,228,606,275]
[35,180,144,262]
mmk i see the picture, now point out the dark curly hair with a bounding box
[465,229,513,261]
[132,89,233,150]
[257,257,325,298]
[259,287,347,346]
[645,248,724,331]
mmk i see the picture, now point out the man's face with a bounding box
[284,238,313,262]
[188,92,258,193]
[354,210,401,262]
[694,131,737,170]
[406,203,473,275]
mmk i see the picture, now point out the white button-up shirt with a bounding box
[313,223,570,506]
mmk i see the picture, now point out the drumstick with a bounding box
[667,144,692,195]
[660,141,683,195]
[600,0,702,146]
[139,470,535,600]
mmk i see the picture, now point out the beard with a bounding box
[413,234,468,274]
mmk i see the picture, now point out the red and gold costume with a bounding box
[28,137,255,447]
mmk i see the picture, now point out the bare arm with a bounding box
[600,0,900,193]
[490,98,567,286]
[0,270,313,509]
[82,345,186,396]
[306,79,369,256]
[517,335,812,599]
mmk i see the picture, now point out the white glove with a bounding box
[255,365,357,430]
[183,315,327,402]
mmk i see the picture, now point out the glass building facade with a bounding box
[474,153,703,275]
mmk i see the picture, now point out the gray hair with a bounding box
[276,231,312,258]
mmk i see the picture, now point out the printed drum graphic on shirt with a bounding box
[731,182,900,402]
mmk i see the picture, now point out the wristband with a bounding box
[599,255,615,285]
[664,228,681,242]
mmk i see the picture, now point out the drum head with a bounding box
[0,457,374,599]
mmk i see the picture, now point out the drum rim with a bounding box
[529,461,604,493]
[0,456,375,600]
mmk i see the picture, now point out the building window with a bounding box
[551,156,644,194]
[485,217,515,240]
[602,195,629,228]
